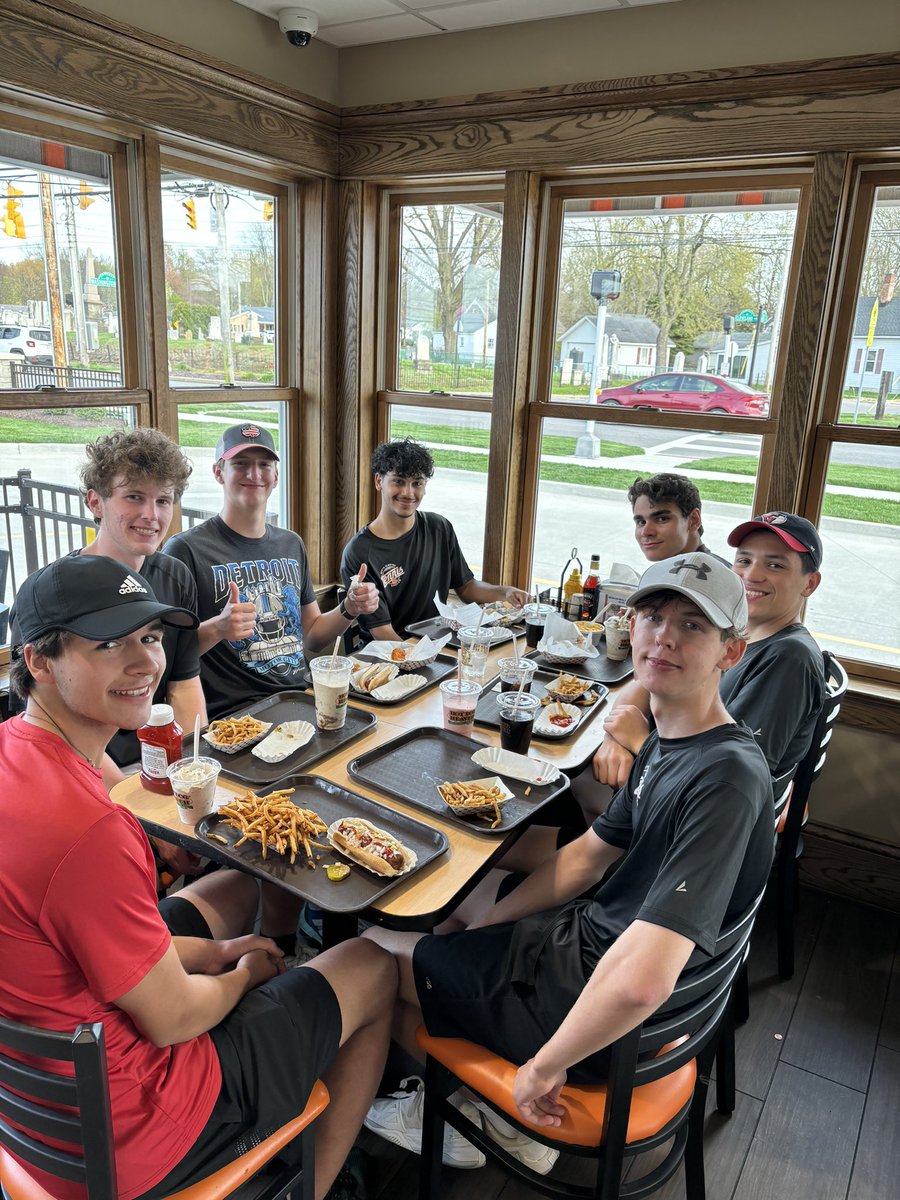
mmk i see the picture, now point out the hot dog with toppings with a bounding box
[326,817,417,877]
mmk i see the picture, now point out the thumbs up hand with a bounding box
[344,563,379,617]
[219,580,258,642]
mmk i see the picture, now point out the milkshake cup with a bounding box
[439,679,481,736]
[604,615,631,661]
[167,756,222,826]
[310,656,352,730]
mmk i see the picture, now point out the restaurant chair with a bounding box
[775,650,848,979]
[415,889,764,1200]
[0,1015,329,1200]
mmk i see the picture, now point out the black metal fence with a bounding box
[9,362,124,390]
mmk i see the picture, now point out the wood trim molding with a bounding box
[2,0,338,174]
[484,171,541,587]
[801,822,900,914]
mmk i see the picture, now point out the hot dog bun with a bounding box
[327,817,417,877]
[351,662,396,692]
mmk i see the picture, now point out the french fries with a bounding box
[549,672,587,698]
[216,788,327,867]
[438,780,507,828]
[204,713,270,747]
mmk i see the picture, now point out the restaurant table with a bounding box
[110,636,626,944]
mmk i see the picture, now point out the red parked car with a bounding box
[595,372,769,416]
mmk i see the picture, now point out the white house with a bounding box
[557,314,671,380]
[229,306,275,343]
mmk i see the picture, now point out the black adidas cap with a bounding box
[12,555,198,649]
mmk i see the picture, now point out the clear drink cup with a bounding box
[497,692,541,755]
[458,626,494,684]
[167,756,222,826]
[310,655,353,730]
[497,656,538,694]
[522,602,555,650]
[439,678,481,736]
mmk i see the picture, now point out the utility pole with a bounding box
[213,185,235,384]
[38,174,66,368]
[62,193,88,359]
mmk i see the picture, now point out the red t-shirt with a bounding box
[0,718,221,1199]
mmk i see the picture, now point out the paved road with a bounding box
[3,441,898,668]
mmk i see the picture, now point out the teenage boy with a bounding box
[628,473,712,562]
[596,512,825,794]
[9,428,204,780]
[165,423,378,719]
[1,553,396,1200]
[362,553,773,1165]
[340,438,529,641]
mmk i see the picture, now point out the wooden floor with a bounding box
[357,887,900,1200]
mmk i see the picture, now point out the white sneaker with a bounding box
[474,1102,560,1175]
[364,1077,486,1169]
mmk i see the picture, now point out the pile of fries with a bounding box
[204,713,270,748]
[549,672,587,697]
[215,788,327,866]
[438,780,507,828]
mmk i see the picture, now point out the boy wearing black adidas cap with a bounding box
[165,423,378,718]
[362,552,773,1154]
[1,553,396,1200]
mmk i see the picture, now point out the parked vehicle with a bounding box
[0,325,53,364]
[596,371,769,416]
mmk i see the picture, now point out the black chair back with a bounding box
[777,650,848,977]
[0,1016,117,1200]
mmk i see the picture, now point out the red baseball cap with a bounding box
[215,423,279,461]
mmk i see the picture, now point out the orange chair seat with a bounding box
[416,1030,693,1148]
[0,1079,329,1200]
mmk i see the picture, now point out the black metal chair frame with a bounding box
[418,889,764,1200]
[775,650,848,979]
[0,1016,317,1200]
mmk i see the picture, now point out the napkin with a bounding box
[537,610,600,659]
[362,633,452,663]
[433,593,503,628]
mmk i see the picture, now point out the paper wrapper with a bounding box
[433,593,507,630]
[360,633,451,669]
[537,610,599,661]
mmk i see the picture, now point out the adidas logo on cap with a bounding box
[119,574,148,595]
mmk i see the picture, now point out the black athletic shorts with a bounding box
[135,897,342,1198]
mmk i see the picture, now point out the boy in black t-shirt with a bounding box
[340,438,529,640]
[362,553,773,1166]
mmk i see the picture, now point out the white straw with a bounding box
[192,714,200,763]
[330,635,341,668]
[512,632,520,664]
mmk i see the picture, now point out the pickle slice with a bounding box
[325,863,351,882]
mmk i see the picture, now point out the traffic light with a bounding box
[182,196,197,230]
[262,200,274,222]
[78,180,94,210]
[3,183,25,239]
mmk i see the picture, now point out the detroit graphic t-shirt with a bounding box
[165,516,315,718]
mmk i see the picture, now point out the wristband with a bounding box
[338,599,353,621]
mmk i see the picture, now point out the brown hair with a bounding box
[80,429,192,508]
[9,630,72,699]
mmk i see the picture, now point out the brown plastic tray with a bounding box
[187,692,376,784]
[348,726,570,836]
[474,669,608,741]
[528,645,634,685]
[196,775,447,913]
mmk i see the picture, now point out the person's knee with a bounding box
[356,935,399,997]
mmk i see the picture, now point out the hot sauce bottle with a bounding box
[137,703,183,794]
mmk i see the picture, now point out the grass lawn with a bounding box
[680,454,900,493]
[391,418,639,459]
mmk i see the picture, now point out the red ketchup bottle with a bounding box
[137,703,183,794]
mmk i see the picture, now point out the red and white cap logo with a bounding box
[241,425,261,439]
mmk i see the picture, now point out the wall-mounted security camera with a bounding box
[278,7,318,46]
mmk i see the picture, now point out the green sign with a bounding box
[734,309,768,323]
[92,272,117,286]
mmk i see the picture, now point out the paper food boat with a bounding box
[371,673,427,701]
[534,702,582,737]
[436,775,515,821]
[250,720,315,762]
[470,746,561,785]
[202,718,272,754]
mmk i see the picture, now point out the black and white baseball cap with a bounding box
[214,422,279,461]
[626,552,748,631]
[13,555,198,647]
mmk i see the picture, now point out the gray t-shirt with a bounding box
[340,511,474,638]
[719,623,825,785]
[165,516,315,719]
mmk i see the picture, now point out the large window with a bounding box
[391,197,503,397]
[806,177,900,678]
[547,184,801,413]
[530,416,762,595]
[160,168,280,388]
[0,130,123,391]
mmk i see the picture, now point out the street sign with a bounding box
[735,309,769,323]
[91,272,117,286]
[866,299,879,347]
